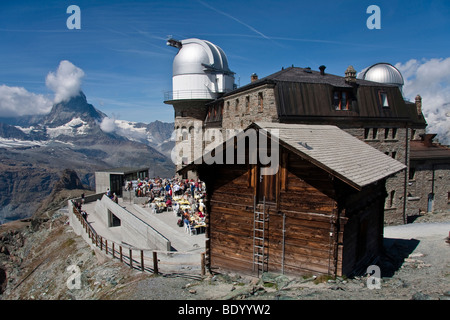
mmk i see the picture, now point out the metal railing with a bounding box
[164,89,217,101]
[69,199,206,279]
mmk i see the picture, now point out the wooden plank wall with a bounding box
[207,166,255,274]
[206,150,341,276]
[273,153,337,275]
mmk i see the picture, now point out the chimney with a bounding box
[421,133,437,147]
[319,65,326,75]
[345,65,357,83]
[415,94,422,115]
[251,73,258,83]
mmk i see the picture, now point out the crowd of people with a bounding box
[124,177,207,234]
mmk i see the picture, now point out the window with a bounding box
[385,128,398,140]
[379,91,389,107]
[391,151,397,159]
[258,92,264,112]
[245,96,250,113]
[409,167,416,180]
[372,128,378,140]
[364,128,370,140]
[181,126,188,141]
[411,129,416,140]
[108,210,121,227]
[389,190,395,208]
[392,128,397,139]
[333,91,351,110]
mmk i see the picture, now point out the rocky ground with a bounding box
[1,203,449,301]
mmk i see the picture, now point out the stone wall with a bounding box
[344,126,410,224]
[222,85,277,130]
[407,162,450,217]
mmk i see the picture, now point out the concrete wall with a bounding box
[95,172,111,194]
[94,196,171,251]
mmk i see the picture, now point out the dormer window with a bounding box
[379,91,389,107]
[333,91,351,110]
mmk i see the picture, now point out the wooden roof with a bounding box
[253,122,406,190]
[180,122,406,190]
[222,66,426,125]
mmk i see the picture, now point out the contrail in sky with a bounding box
[197,0,271,40]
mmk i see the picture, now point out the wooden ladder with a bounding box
[253,196,268,276]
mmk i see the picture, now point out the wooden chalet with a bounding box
[181,122,406,277]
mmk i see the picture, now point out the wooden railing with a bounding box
[70,200,206,278]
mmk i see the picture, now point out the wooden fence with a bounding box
[70,199,206,279]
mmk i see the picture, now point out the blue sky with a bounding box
[1,0,449,130]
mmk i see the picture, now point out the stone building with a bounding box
[407,134,450,218]
[164,38,448,225]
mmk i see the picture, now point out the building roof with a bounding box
[357,63,404,86]
[253,122,406,190]
[171,38,233,76]
[96,167,149,174]
[410,135,450,161]
[221,66,425,125]
[181,122,406,190]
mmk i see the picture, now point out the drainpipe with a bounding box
[403,127,409,224]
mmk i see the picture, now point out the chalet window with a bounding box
[333,91,351,110]
[379,91,389,108]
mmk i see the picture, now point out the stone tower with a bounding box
[164,38,235,177]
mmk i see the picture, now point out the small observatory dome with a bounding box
[167,38,235,100]
[358,62,404,94]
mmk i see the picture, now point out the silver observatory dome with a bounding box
[358,62,404,89]
[171,38,232,76]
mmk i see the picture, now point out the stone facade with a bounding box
[407,162,450,217]
[221,84,277,130]
[167,66,444,225]
[170,99,210,179]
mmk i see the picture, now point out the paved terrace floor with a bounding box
[81,197,206,253]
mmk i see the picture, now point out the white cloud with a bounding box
[0,84,52,117]
[396,57,450,145]
[45,60,85,104]
[99,116,117,133]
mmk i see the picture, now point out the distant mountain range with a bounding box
[0,91,175,224]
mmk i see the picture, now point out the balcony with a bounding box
[164,90,217,101]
